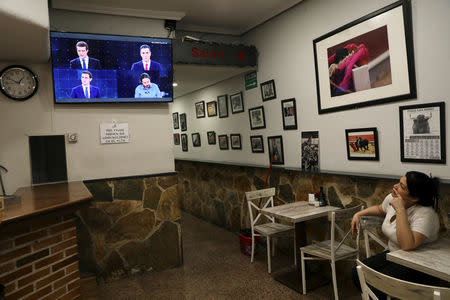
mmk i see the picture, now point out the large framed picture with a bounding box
[260,79,276,101]
[195,101,205,118]
[230,92,244,114]
[192,132,201,147]
[181,134,188,152]
[218,94,228,118]
[207,131,216,145]
[173,133,180,145]
[281,98,298,130]
[218,134,229,150]
[172,112,179,129]
[267,135,284,165]
[399,102,446,164]
[313,0,416,114]
[230,134,242,150]
[248,106,266,130]
[250,135,264,153]
[207,101,217,117]
[345,127,379,161]
[180,113,187,131]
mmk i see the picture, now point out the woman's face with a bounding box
[392,176,416,202]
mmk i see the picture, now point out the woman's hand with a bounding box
[351,213,360,236]
[389,195,407,212]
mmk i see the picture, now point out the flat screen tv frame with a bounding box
[50,31,173,104]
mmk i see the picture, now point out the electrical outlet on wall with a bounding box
[68,133,78,143]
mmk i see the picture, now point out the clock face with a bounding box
[0,65,38,101]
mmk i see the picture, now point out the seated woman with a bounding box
[351,171,441,298]
[135,73,162,99]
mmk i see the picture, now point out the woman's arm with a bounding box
[351,205,385,235]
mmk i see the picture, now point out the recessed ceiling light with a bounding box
[173,82,178,87]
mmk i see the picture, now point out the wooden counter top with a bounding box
[0,181,93,224]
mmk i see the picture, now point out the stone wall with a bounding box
[78,173,181,282]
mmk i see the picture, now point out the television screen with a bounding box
[50,32,173,103]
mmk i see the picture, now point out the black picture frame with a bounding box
[267,136,284,165]
[207,131,216,145]
[207,101,217,117]
[218,94,228,118]
[180,113,187,131]
[345,127,380,161]
[248,106,266,130]
[281,98,298,130]
[230,92,244,114]
[173,133,180,145]
[218,134,229,150]
[313,0,416,114]
[181,134,188,152]
[260,79,276,101]
[230,134,242,150]
[195,101,205,118]
[172,112,179,129]
[399,102,446,164]
[250,135,264,153]
[192,132,201,147]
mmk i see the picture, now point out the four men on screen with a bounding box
[70,41,101,70]
[70,71,100,99]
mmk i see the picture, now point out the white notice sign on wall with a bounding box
[100,123,130,144]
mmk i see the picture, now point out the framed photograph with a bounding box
[230,92,244,114]
[207,101,217,117]
[218,134,229,150]
[313,0,416,114]
[218,94,228,118]
[172,112,179,129]
[345,127,379,161]
[230,134,242,150]
[399,102,446,164]
[207,131,216,145]
[301,131,319,171]
[180,113,187,131]
[248,106,266,130]
[192,133,201,147]
[250,135,264,153]
[173,133,180,145]
[260,79,276,101]
[181,134,188,152]
[195,101,205,118]
[267,136,284,164]
[281,98,298,130]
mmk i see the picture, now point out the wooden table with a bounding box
[387,236,450,282]
[261,201,340,292]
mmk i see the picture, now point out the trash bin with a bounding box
[238,229,258,256]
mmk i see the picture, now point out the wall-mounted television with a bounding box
[50,32,173,103]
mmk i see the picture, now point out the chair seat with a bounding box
[301,240,358,260]
[254,222,294,237]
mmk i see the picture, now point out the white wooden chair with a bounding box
[246,187,295,274]
[356,259,450,300]
[300,204,364,300]
[358,216,388,259]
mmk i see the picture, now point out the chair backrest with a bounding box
[356,259,450,300]
[359,216,388,258]
[246,188,276,229]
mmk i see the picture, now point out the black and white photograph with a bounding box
[192,132,201,147]
[181,134,188,152]
[172,112,179,129]
[207,101,217,117]
[400,102,446,163]
[173,133,180,145]
[250,135,264,153]
[180,113,187,131]
[230,134,242,149]
[207,131,216,145]
[230,92,244,114]
[281,98,298,130]
[248,106,266,130]
[301,131,319,171]
[195,101,205,118]
[260,79,276,101]
[267,135,284,165]
[218,94,228,118]
[218,134,229,150]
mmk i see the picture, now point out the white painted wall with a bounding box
[173,0,450,180]
[0,10,175,193]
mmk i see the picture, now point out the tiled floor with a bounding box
[81,212,361,299]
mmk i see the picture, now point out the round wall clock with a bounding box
[0,65,39,101]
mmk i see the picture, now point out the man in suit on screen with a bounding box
[70,71,100,99]
[131,44,161,84]
[70,41,101,69]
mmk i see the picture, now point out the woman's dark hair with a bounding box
[405,171,439,209]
